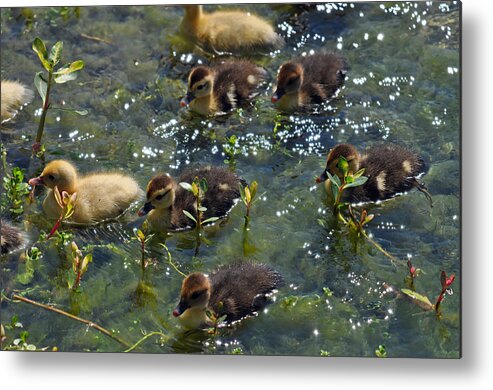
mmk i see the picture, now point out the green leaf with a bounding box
[344,176,368,189]
[239,183,246,203]
[80,254,93,274]
[48,41,63,66]
[32,37,51,71]
[54,60,84,75]
[400,288,434,311]
[197,206,207,212]
[182,210,197,223]
[326,171,341,187]
[179,182,193,192]
[322,287,333,297]
[250,181,258,199]
[199,178,208,193]
[337,156,349,175]
[202,217,220,224]
[54,72,78,84]
[34,72,48,104]
[50,107,88,115]
[353,168,366,179]
[331,182,339,200]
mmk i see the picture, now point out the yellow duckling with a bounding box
[272,53,348,111]
[28,160,143,224]
[1,80,33,122]
[180,60,269,116]
[172,262,284,330]
[138,166,242,232]
[181,5,284,54]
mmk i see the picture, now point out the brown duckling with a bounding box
[172,262,284,329]
[138,166,243,232]
[181,5,284,54]
[271,53,348,111]
[1,220,25,254]
[180,60,269,116]
[1,80,33,122]
[316,143,431,204]
[28,160,143,224]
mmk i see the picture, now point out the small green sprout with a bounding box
[67,241,92,291]
[46,186,77,239]
[180,177,219,232]
[375,344,387,358]
[134,220,154,272]
[239,180,262,227]
[31,37,86,155]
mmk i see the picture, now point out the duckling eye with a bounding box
[197,84,204,90]
[155,194,165,201]
[191,291,201,299]
[47,174,55,181]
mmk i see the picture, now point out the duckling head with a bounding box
[180,67,214,107]
[28,160,78,193]
[271,62,303,103]
[138,174,176,216]
[173,272,211,317]
[316,144,361,183]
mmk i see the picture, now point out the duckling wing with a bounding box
[175,166,242,227]
[74,174,143,223]
[1,80,34,121]
[353,145,426,201]
[214,61,270,111]
[210,262,284,322]
[298,54,348,103]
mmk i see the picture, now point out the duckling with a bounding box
[138,166,243,232]
[28,160,143,224]
[172,262,284,329]
[271,53,348,111]
[1,80,33,121]
[1,220,25,254]
[180,60,269,116]
[181,5,284,54]
[315,143,432,204]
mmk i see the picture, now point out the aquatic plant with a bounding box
[16,247,42,285]
[205,301,226,335]
[180,177,219,233]
[239,180,261,226]
[321,155,367,219]
[405,259,422,290]
[222,135,239,169]
[31,37,86,156]
[1,147,30,216]
[400,270,456,316]
[67,241,92,291]
[134,221,154,273]
[45,186,77,239]
[375,344,387,358]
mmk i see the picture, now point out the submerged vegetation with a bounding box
[0,3,460,357]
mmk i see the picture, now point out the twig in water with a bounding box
[12,294,131,348]
[160,244,186,277]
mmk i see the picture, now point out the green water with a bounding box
[0,2,460,357]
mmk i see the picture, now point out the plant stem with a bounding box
[12,294,131,348]
[124,331,168,353]
[361,230,405,268]
[161,244,186,277]
[35,70,53,144]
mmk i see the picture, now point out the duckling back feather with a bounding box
[209,262,284,322]
[350,144,426,202]
[170,166,243,230]
[1,220,25,254]
[1,80,34,120]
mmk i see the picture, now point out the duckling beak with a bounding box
[271,89,285,103]
[172,299,189,317]
[137,202,155,216]
[315,171,329,184]
[180,91,195,107]
[28,176,44,186]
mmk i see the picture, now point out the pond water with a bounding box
[1,2,460,357]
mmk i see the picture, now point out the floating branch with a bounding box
[12,294,130,348]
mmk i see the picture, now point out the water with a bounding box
[1,2,460,357]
